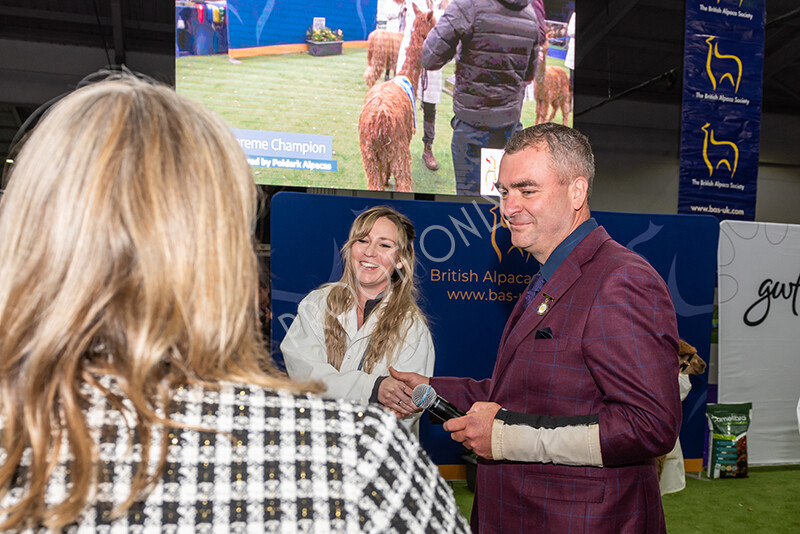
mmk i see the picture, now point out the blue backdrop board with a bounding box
[271,193,718,466]
[227,0,378,50]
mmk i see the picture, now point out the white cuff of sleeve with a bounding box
[491,419,603,467]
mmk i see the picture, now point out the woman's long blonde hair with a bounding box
[0,74,316,530]
[323,206,425,373]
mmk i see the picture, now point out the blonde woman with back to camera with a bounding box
[0,74,468,533]
[281,206,434,436]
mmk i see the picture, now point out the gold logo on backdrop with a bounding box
[705,36,742,93]
[701,123,739,178]
[489,205,533,263]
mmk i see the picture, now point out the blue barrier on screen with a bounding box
[548,46,567,61]
[227,0,379,50]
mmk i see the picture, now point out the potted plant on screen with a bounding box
[305,26,344,56]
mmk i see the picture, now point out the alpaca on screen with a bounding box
[534,32,572,125]
[358,3,435,192]
[364,30,404,88]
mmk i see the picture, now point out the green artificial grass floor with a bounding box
[176,48,571,194]
[450,465,800,532]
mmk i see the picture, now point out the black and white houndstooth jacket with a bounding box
[0,377,470,533]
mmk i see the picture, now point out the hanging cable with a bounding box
[574,68,679,118]
[91,0,112,67]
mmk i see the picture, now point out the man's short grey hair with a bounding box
[504,123,595,199]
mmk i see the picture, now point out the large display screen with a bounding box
[176,0,575,195]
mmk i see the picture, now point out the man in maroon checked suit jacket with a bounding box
[391,123,681,533]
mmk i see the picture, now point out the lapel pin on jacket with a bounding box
[537,293,553,315]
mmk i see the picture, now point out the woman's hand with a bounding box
[378,375,420,417]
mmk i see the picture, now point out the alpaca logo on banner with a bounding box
[701,122,739,178]
[677,0,763,220]
[705,36,742,93]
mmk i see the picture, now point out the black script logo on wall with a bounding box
[743,274,800,327]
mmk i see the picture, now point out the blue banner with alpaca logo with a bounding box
[678,0,765,221]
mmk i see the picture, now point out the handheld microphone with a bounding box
[411,384,465,422]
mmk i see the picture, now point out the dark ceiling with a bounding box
[1,0,799,161]
[574,0,800,118]
[0,0,173,59]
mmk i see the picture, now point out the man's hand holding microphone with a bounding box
[389,368,502,460]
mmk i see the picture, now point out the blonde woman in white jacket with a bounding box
[281,206,434,435]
